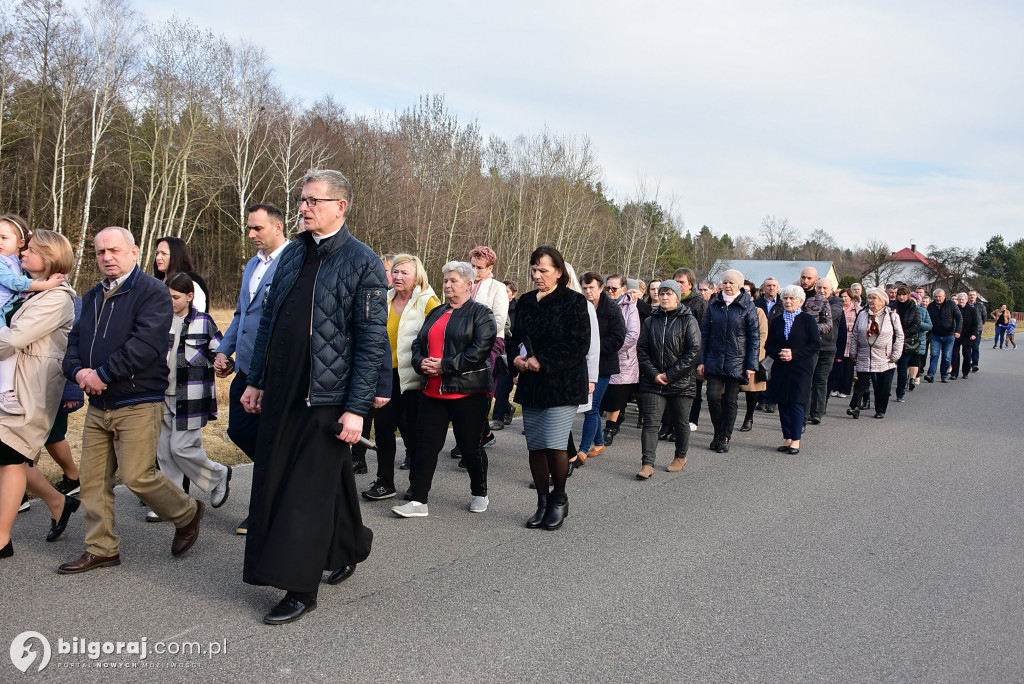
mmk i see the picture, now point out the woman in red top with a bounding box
[391,262,497,518]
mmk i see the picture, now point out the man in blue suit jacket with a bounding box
[214,203,290,534]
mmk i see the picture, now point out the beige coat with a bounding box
[739,307,768,392]
[0,284,76,459]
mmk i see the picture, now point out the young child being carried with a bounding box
[0,214,65,415]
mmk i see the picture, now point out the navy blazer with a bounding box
[219,246,287,374]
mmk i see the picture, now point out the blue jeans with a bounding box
[580,376,611,452]
[994,326,1006,348]
[927,334,955,378]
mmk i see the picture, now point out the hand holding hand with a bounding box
[655,373,669,386]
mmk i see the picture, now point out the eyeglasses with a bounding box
[605,285,623,292]
[297,196,342,208]
[472,264,488,270]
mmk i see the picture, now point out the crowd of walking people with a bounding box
[0,169,1013,625]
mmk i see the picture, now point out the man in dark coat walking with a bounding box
[241,169,388,625]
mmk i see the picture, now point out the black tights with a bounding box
[743,391,759,422]
[529,449,569,495]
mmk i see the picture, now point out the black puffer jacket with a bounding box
[508,286,591,409]
[821,295,846,354]
[637,304,701,396]
[927,298,962,336]
[700,290,761,381]
[594,292,626,377]
[412,299,497,395]
[682,292,707,328]
[892,299,922,351]
[248,228,388,416]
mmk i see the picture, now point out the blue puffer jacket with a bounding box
[63,266,172,409]
[247,227,388,417]
[699,290,760,382]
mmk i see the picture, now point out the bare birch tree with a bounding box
[71,0,141,286]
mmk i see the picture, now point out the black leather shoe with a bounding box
[847,407,860,419]
[873,413,885,419]
[399,457,412,470]
[657,428,670,441]
[47,495,81,542]
[739,419,753,432]
[666,432,676,442]
[763,405,776,413]
[923,375,934,383]
[860,397,870,409]
[352,460,368,474]
[809,417,821,425]
[710,436,721,451]
[263,595,316,625]
[777,445,791,452]
[787,447,800,455]
[716,438,730,453]
[542,493,568,531]
[526,495,548,529]
[326,565,355,585]
[1,539,12,559]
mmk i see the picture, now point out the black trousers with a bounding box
[641,393,692,466]
[705,375,742,439]
[373,371,420,488]
[410,394,490,504]
[227,371,260,461]
[851,369,894,415]
[808,350,835,419]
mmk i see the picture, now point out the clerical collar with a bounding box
[312,227,343,244]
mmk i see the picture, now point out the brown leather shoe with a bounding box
[588,445,606,458]
[171,501,204,557]
[636,465,654,480]
[666,457,687,472]
[57,551,121,574]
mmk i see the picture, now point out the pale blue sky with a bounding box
[118,0,1024,250]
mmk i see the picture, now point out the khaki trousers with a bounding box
[80,402,197,556]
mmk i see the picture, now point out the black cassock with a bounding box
[243,236,373,593]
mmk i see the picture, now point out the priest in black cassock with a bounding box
[241,169,388,625]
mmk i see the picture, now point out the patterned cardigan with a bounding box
[169,306,222,431]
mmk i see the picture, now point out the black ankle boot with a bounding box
[716,437,730,453]
[602,420,619,445]
[542,493,568,530]
[526,495,548,528]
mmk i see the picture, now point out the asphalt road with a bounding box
[3,347,1022,682]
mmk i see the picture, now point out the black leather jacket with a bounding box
[637,304,701,396]
[247,228,388,416]
[412,299,497,395]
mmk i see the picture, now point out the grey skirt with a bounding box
[522,405,577,450]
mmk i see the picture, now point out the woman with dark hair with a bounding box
[153,236,210,313]
[390,262,496,518]
[765,285,821,454]
[573,272,625,468]
[508,246,590,531]
[697,269,760,453]
[892,286,922,401]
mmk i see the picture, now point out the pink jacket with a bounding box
[610,293,641,385]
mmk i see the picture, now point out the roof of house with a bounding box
[708,260,837,288]
[889,247,932,266]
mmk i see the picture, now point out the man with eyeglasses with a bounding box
[240,170,388,625]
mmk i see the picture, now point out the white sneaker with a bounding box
[829,391,839,397]
[469,496,489,513]
[689,422,697,432]
[391,501,428,518]
[210,466,232,508]
[0,390,25,415]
